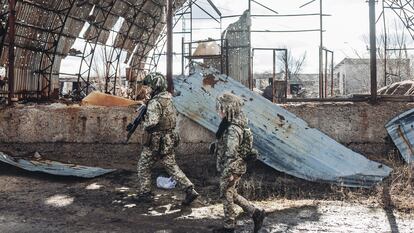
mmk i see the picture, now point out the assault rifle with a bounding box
[125,105,147,143]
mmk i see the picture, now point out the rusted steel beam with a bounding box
[8,0,16,105]
[0,2,8,59]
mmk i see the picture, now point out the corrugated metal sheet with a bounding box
[173,65,392,187]
[385,108,414,163]
[0,152,115,178]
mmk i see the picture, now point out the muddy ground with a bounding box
[1,162,414,233]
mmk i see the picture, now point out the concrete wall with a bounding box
[284,101,414,155]
[1,101,412,158]
[0,103,213,145]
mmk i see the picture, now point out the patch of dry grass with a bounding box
[384,164,414,212]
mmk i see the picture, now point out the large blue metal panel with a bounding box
[173,65,392,187]
[386,108,414,163]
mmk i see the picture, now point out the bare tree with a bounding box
[90,45,108,92]
[363,19,412,86]
[278,49,307,81]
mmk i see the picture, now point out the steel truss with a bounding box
[35,0,77,98]
[129,3,164,77]
[104,0,149,95]
[384,0,414,40]
[76,0,116,98]
[147,1,192,74]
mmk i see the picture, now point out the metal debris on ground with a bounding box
[0,152,115,178]
[386,108,414,163]
[173,64,392,187]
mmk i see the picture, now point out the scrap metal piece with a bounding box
[385,108,414,163]
[173,65,392,187]
[0,152,115,178]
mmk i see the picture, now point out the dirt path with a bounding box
[1,163,413,233]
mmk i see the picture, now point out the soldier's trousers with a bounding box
[137,146,194,193]
[220,173,256,229]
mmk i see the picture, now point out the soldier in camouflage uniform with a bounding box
[211,93,266,233]
[135,72,199,205]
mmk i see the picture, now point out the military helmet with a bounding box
[216,92,244,119]
[143,72,167,92]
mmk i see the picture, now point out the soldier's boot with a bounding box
[252,208,266,233]
[131,192,154,203]
[212,227,235,233]
[181,187,199,206]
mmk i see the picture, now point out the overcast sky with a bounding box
[61,0,414,76]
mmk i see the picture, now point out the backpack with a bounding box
[238,126,259,162]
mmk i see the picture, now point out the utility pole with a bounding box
[319,0,323,99]
[369,0,377,102]
[8,0,15,105]
[166,0,174,94]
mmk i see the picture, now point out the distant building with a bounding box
[334,58,411,95]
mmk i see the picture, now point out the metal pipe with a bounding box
[300,0,317,8]
[284,49,288,100]
[272,49,275,103]
[190,0,193,43]
[325,49,328,98]
[369,0,377,102]
[167,0,174,94]
[226,39,229,76]
[206,0,222,16]
[8,0,15,105]
[248,0,253,90]
[251,13,331,17]
[220,37,224,74]
[331,51,334,97]
[188,41,192,75]
[192,1,220,23]
[181,37,185,75]
[251,0,279,14]
[228,29,324,33]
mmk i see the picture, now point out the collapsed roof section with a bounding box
[173,64,392,187]
[386,108,414,164]
[0,0,185,98]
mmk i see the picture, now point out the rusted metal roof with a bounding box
[0,152,115,178]
[386,108,414,163]
[173,65,392,187]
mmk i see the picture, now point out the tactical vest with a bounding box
[153,96,176,131]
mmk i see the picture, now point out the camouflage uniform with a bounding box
[137,91,194,194]
[214,93,263,231]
